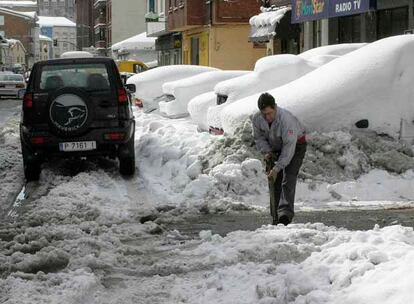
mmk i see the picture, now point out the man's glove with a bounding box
[267,166,280,181]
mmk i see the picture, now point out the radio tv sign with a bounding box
[292,0,376,23]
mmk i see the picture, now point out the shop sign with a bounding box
[292,0,375,23]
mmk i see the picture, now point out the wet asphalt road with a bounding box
[0,98,20,128]
[168,208,414,237]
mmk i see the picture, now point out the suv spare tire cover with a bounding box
[48,88,93,137]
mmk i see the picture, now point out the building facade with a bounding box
[0,1,38,12]
[75,0,94,51]
[37,16,76,58]
[37,0,75,21]
[292,0,414,51]
[146,0,181,66]
[93,0,107,55]
[167,0,266,70]
[110,0,146,46]
[0,8,38,67]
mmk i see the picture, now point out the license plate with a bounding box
[59,141,96,152]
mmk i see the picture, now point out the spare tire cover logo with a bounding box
[50,94,88,132]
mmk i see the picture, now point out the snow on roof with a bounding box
[37,16,76,27]
[249,6,291,41]
[0,7,36,20]
[60,51,94,58]
[0,1,37,7]
[39,34,52,42]
[111,32,156,52]
[220,35,414,137]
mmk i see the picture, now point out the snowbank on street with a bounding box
[159,70,248,117]
[220,35,414,138]
[169,223,414,304]
[134,111,414,212]
[126,65,217,111]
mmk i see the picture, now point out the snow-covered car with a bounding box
[204,55,318,134]
[206,43,368,134]
[60,51,94,58]
[187,91,219,131]
[126,65,218,112]
[158,70,248,118]
[219,35,414,141]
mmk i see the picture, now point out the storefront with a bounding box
[155,33,182,66]
[291,0,414,51]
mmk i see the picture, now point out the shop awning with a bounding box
[249,6,291,43]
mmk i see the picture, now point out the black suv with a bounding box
[20,57,136,181]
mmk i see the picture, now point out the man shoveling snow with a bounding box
[253,93,307,225]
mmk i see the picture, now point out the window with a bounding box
[338,14,361,43]
[149,0,155,12]
[190,37,199,65]
[40,63,110,91]
[0,74,24,81]
[377,6,408,39]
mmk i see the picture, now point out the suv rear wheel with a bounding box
[119,134,135,176]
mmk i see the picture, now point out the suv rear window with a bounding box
[39,63,111,92]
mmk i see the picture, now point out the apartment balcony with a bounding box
[95,16,107,26]
[95,40,106,49]
[94,0,106,10]
[146,13,168,37]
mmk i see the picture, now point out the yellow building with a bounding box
[168,1,266,70]
[182,25,265,70]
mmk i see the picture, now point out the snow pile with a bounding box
[170,223,414,304]
[111,32,156,52]
[159,70,247,117]
[0,116,24,218]
[127,65,217,111]
[220,35,414,138]
[134,111,413,212]
[188,91,217,131]
[208,55,317,130]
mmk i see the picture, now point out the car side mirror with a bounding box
[125,84,136,93]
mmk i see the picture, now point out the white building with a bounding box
[111,32,157,63]
[37,16,76,58]
[37,0,75,22]
[110,0,146,46]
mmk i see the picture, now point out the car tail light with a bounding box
[104,132,126,141]
[23,93,33,109]
[134,98,143,108]
[31,136,45,145]
[209,127,224,136]
[118,88,128,104]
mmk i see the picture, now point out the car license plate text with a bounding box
[59,141,96,152]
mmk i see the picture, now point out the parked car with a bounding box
[126,65,218,112]
[219,36,414,140]
[20,57,136,181]
[158,70,248,118]
[0,73,26,99]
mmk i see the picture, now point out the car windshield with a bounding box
[0,74,24,82]
[39,63,110,91]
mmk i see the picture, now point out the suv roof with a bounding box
[34,57,115,67]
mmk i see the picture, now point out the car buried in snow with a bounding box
[126,65,218,112]
[20,57,137,181]
[158,70,248,118]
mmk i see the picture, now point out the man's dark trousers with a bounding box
[266,142,307,224]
